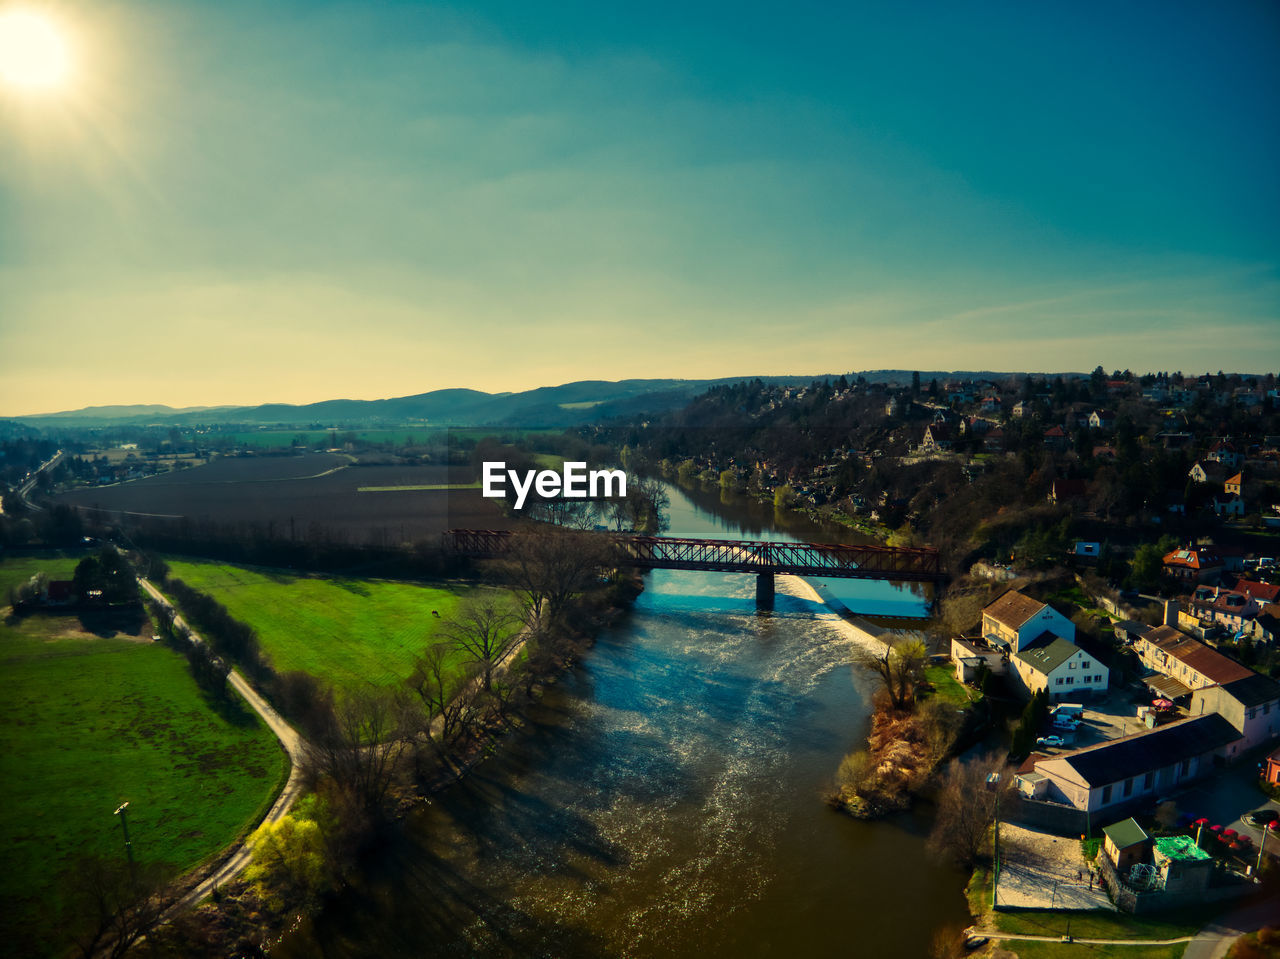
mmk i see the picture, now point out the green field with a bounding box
[0,577,287,956]
[0,550,90,599]
[163,560,517,694]
[223,426,566,449]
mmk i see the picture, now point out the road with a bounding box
[138,577,307,910]
[15,449,64,511]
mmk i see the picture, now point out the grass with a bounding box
[924,664,980,706]
[995,905,1221,941]
[997,942,1186,958]
[163,559,518,695]
[0,568,287,957]
[0,550,90,598]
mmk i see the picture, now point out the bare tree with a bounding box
[407,642,475,761]
[927,754,1014,868]
[64,855,171,959]
[441,598,521,692]
[853,637,928,709]
[307,687,411,816]
[501,526,614,632]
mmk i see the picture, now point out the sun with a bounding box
[0,9,70,90]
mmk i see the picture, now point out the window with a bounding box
[1265,703,1272,715]
[1124,778,1133,797]
[1143,772,1153,790]
[1069,662,1076,669]
[1065,677,1073,685]
[1179,760,1190,777]
[1102,785,1112,803]
[1081,661,1091,669]
[1094,674,1103,683]
[1247,708,1257,721]
[1055,678,1064,686]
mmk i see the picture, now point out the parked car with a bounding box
[1245,809,1279,828]
[1036,735,1066,747]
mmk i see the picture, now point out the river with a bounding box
[277,483,971,958]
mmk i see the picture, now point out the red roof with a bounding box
[1044,425,1067,438]
[1238,580,1280,604]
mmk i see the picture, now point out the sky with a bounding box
[1,0,1278,416]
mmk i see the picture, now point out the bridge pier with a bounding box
[755,572,775,611]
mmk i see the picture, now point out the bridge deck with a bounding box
[445,530,943,582]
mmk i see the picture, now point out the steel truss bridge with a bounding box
[444,529,943,609]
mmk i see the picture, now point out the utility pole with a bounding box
[987,772,1001,909]
[1258,823,1272,877]
[114,802,136,883]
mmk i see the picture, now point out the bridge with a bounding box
[444,529,943,610]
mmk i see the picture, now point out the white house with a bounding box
[1010,636,1109,702]
[982,589,1076,653]
[1190,675,1280,753]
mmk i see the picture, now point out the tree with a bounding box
[441,598,521,692]
[501,527,614,632]
[854,638,928,710]
[306,687,411,817]
[927,754,1012,868]
[244,795,338,910]
[62,855,171,959]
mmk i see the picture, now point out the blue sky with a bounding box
[1,0,1277,414]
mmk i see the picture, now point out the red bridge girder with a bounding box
[444,530,943,582]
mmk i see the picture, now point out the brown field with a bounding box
[56,454,510,543]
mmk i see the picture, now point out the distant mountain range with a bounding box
[6,371,1083,429]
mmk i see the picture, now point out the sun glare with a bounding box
[0,9,69,90]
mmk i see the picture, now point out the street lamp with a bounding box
[987,772,1002,909]
[114,802,135,880]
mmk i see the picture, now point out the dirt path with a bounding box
[138,577,307,910]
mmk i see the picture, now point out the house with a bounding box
[1103,818,1151,874]
[984,428,1006,452]
[1043,425,1069,451]
[1264,746,1280,787]
[1089,409,1116,430]
[46,580,75,606]
[921,423,953,452]
[950,637,1006,683]
[1235,579,1280,606]
[1188,461,1227,486]
[1188,587,1258,632]
[1021,714,1240,812]
[1073,541,1102,561]
[1206,440,1243,469]
[1162,547,1224,583]
[981,589,1076,653]
[1049,478,1088,504]
[1190,674,1280,753]
[1248,605,1280,644]
[1134,626,1254,693]
[1010,636,1108,702]
[1225,472,1244,497]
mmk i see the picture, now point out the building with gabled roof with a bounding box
[981,589,1075,653]
[1010,635,1108,702]
[1134,625,1253,691]
[1162,546,1223,583]
[1191,674,1280,753]
[1026,714,1239,812]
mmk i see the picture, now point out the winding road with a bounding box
[137,578,307,910]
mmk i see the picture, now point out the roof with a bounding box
[1219,674,1280,708]
[984,590,1048,630]
[1038,714,1240,788]
[1015,637,1082,676]
[1153,835,1211,862]
[1237,580,1280,604]
[1163,548,1223,570]
[1103,818,1149,850]
[1167,640,1253,686]
[1145,674,1194,700]
[1226,472,1243,485]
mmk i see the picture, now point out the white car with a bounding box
[1036,735,1066,747]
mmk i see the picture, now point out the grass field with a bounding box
[0,564,287,957]
[0,550,91,599]
[924,664,978,706]
[996,941,1186,958]
[163,559,518,695]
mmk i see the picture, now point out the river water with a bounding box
[278,484,971,958]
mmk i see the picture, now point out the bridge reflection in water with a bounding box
[444,529,944,610]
